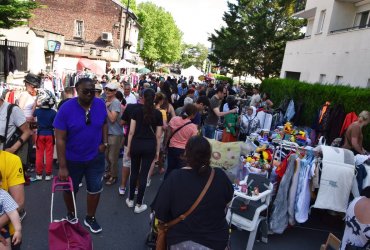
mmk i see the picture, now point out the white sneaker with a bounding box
[45,175,53,181]
[35,175,42,180]
[118,186,126,195]
[134,204,147,214]
[126,198,134,208]
[146,179,151,187]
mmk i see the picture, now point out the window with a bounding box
[317,10,326,33]
[354,11,370,28]
[319,74,326,84]
[74,20,84,38]
[285,71,301,80]
[334,76,343,85]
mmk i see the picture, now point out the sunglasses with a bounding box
[85,109,91,125]
[81,89,96,95]
[105,88,116,92]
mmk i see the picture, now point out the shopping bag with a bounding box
[49,219,93,250]
[48,177,93,250]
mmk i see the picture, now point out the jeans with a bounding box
[165,147,185,179]
[129,138,156,205]
[67,152,105,194]
[202,124,217,139]
[35,135,54,175]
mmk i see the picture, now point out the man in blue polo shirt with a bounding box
[54,78,108,233]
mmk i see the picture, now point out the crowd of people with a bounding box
[0,70,369,249]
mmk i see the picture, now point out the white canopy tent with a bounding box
[115,59,139,69]
[181,65,204,80]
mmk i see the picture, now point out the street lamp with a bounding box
[121,0,130,60]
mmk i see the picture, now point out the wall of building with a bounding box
[281,0,370,88]
[281,27,370,87]
[0,27,45,76]
[29,0,122,48]
[329,2,356,31]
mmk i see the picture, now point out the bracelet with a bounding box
[17,138,24,145]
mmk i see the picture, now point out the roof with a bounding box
[111,0,138,20]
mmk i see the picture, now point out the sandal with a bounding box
[106,177,117,186]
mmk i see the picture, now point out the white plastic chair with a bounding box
[227,174,273,250]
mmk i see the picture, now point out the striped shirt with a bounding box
[0,189,18,216]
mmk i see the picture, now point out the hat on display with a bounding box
[24,73,41,88]
[37,89,56,108]
[105,82,118,90]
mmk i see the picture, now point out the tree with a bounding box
[137,2,182,70]
[178,43,208,70]
[0,0,40,30]
[121,0,137,13]
[209,0,305,80]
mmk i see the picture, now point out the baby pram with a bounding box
[145,211,159,249]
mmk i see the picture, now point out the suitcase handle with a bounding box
[50,176,77,222]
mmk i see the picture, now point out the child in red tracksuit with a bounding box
[33,90,57,181]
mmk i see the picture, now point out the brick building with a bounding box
[28,0,140,74]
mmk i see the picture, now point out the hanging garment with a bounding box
[292,101,304,126]
[326,104,346,144]
[313,146,355,213]
[256,111,273,131]
[287,157,301,226]
[270,154,298,234]
[340,112,358,136]
[284,100,295,122]
[295,154,315,223]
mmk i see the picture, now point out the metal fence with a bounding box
[0,39,29,75]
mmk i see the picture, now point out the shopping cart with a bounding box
[48,176,93,250]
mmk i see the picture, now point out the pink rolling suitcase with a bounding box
[48,177,93,250]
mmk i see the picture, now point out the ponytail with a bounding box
[143,88,156,124]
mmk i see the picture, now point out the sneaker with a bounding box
[19,209,26,222]
[45,175,53,181]
[84,216,102,233]
[118,186,126,195]
[35,175,42,180]
[135,188,138,195]
[126,198,134,208]
[134,204,148,214]
[146,179,151,187]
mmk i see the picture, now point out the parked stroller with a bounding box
[145,211,159,250]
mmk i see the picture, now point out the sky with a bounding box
[136,0,231,48]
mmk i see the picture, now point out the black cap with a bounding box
[24,73,41,88]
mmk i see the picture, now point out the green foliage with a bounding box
[178,43,208,69]
[260,78,370,147]
[209,0,305,80]
[0,0,41,29]
[137,2,182,70]
[214,74,233,84]
[121,0,138,13]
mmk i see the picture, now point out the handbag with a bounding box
[166,121,192,148]
[156,168,215,250]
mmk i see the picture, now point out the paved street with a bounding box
[20,160,344,250]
